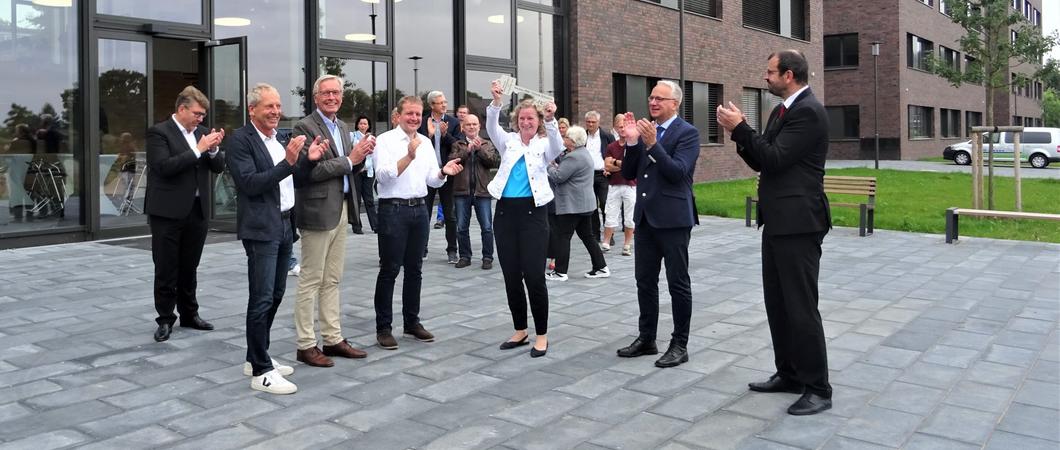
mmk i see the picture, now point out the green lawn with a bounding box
[693,168,1060,243]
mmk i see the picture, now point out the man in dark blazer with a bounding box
[718,49,833,416]
[418,90,462,263]
[226,82,327,395]
[615,80,700,369]
[145,86,225,342]
[290,75,373,367]
[583,111,616,244]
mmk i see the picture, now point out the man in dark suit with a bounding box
[290,75,373,367]
[717,49,833,416]
[418,90,462,263]
[615,80,700,368]
[226,82,327,395]
[583,111,616,245]
[145,85,225,342]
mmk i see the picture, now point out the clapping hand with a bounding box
[307,136,329,161]
[284,135,306,165]
[407,135,420,160]
[197,128,225,153]
[621,112,640,146]
[716,101,746,132]
[350,134,374,164]
[635,119,657,148]
[441,158,464,176]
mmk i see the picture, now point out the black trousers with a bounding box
[374,202,430,332]
[552,212,607,275]
[354,172,377,232]
[425,182,456,254]
[634,221,692,345]
[590,171,609,243]
[762,230,831,397]
[494,197,549,335]
[150,198,208,326]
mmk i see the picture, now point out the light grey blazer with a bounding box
[292,110,362,231]
[547,146,596,215]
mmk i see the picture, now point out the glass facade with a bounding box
[97,38,148,227]
[97,0,202,25]
[466,0,513,59]
[319,0,387,45]
[394,0,454,99]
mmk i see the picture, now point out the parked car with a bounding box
[943,127,1060,168]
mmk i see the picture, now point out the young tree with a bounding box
[933,0,1058,209]
[1043,89,1060,127]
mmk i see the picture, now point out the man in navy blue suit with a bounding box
[615,80,700,368]
[226,83,327,395]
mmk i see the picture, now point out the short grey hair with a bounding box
[584,111,601,121]
[567,125,588,147]
[426,90,446,106]
[312,74,343,95]
[656,80,683,106]
[247,83,278,108]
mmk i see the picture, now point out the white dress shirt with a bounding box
[586,130,604,170]
[782,85,810,109]
[255,126,295,212]
[171,115,217,197]
[484,104,564,206]
[372,127,446,199]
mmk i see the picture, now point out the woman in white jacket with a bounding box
[485,80,563,357]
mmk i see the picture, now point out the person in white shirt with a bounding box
[485,80,563,358]
[582,111,615,245]
[371,95,464,350]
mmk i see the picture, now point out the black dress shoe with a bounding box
[499,336,529,350]
[616,337,658,358]
[787,392,832,415]
[654,342,689,368]
[179,316,214,331]
[153,323,172,342]
[749,374,804,394]
[530,343,548,358]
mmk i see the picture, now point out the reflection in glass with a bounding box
[466,70,512,135]
[319,0,386,45]
[0,1,80,233]
[96,0,202,24]
[395,0,453,100]
[210,43,244,219]
[320,57,390,134]
[215,0,305,130]
[465,0,511,59]
[98,39,149,227]
[516,9,555,102]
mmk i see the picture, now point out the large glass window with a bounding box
[824,34,859,68]
[0,1,80,233]
[215,0,305,129]
[465,0,512,59]
[98,39,149,227]
[97,0,202,25]
[466,70,512,136]
[940,108,960,138]
[683,81,722,145]
[395,0,453,100]
[908,105,934,139]
[319,57,390,134]
[743,0,807,40]
[907,34,933,70]
[516,9,556,100]
[965,111,982,137]
[826,106,860,140]
[319,0,386,45]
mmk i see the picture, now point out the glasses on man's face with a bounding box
[648,96,676,103]
[188,110,207,119]
[317,89,343,97]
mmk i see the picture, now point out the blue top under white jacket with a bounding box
[485,103,564,206]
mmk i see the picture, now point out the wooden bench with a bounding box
[945,207,1060,243]
[745,175,877,237]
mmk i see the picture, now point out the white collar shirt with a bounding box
[782,85,810,109]
[372,127,446,199]
[586,130,604,170]
[484,103,565,206]
[171,115,216,197]
[254,125,295,212]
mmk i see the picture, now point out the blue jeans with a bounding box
[454,195,494,261]
[374,202,430,332]
[242,219,294,376]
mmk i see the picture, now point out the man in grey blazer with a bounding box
[291,75,375,367]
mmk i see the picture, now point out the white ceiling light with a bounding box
[31,0,72,6]
[214,17,251,27]
[487,15,505,24]
[345,33,377,41]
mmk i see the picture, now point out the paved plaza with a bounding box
[0,217,1057,449]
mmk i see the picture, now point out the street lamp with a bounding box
[871,41,880,170]
[408,55,423,96]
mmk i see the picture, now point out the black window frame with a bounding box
[826,105,860,140]
[824,33,859,69]
[906,34,933,71]
[908,105,934,139]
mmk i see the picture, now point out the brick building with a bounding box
[568,0,824,182]
[823,0,1046,161]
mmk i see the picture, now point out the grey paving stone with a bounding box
[100,377,215,409]
[165,424,269,450]
[985,431,1060,450]
[554,369,638,399]
[882,329,942,352]
[165,396,280,436]
[0,361,90,388]
[482,370,577,401]
[831,362,902,392]
[335,372,433,405]
[413,371,502,403]
[836,405,923,447]
[411,393,516,431]
[757,413,845,450]
[243,423,357,450]
[78,398,200,438]
[897,361,964,390]
[673,411,768,450]
[829,332,886,353]
[860,346,921,368]
[626,368,704,397]
[0,400,121,440]
[23,378,141,409]
[964,360,1026,387]
[571,388,661,425]
[0,429,90,450]
[421,417,528,450]
[589,412,689,450]
[649,387,732,421]
[0,402,31,423]
[982,343,1038,367]
[943,381,1015,413]
[334,394,439,432]
[870,381,945,415]
[247,396,358,435]
[493,391,586,427]
[74,425,185,450]
[1013,379,1060,409]
[902,433,981,450]
[996,403,1060,442]
[919,405,999,445]
[502,415,610,450]
[347,418,445,450]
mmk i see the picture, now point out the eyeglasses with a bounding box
[187,110,207,119]
[317,89,343,97]
[647,96,677,103]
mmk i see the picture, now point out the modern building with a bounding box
[0,0,823,249]
[823,0,1045,161]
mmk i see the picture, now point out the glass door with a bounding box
[202,37,247,225]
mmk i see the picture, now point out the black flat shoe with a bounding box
[153,323,172,342]
[654,342,688,368]
[499,336,529,350]
[530,344,548,358]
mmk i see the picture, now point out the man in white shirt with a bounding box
[372,95,463,350]
[583,111,616,244]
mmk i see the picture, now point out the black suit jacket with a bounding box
[417,113,462,167]
[620,116,701,229]
[144,118,225,219]
[731,87,831,236]
[225,124,310,241]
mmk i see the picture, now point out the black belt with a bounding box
[280,209,292,219]
[379,197,425,207]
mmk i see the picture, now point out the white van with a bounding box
[943,127,1060,168]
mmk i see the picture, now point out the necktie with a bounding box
[656,125,665,141]
[778,105,787,119]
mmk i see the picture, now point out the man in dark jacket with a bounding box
[448,113,499,269]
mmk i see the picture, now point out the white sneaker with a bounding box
[601,242,611,252]
[251,369,297,395]
[545,271,568,282]
[243,359,294,376]
[622,245,632,256]
[288,264,301,277]
[585,267,611,278]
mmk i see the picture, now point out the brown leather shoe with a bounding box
[296,346,334,367]
[322,339,367,359]
[377,331,398,350]
[403,324,435,342]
